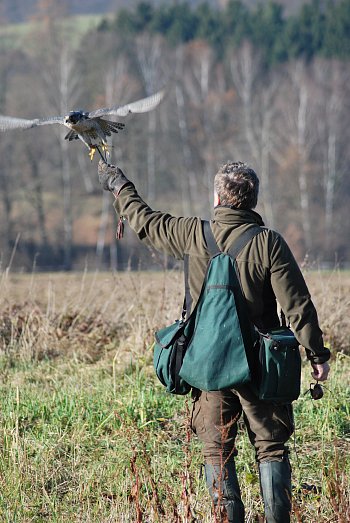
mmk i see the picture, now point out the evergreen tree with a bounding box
[250,2,286,63]
[323,0,350,58]
[224,0,251,48]
[111,0,350,63]
[115,2,154,35]
[166,3,199,45]
[284,0,325,61]
[196,2,223,52]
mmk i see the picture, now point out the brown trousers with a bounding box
[190,385,294,464]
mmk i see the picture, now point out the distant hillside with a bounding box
[0,0,115,23]
[0,0,312,24]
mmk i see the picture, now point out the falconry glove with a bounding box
[98,160,130,194]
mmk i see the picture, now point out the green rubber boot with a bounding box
[259,458,292,523]
[204,462,245,523]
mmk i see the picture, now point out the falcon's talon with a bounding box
[95,145,108,164]
[89,147,96,161]
[98,143,111,163]
[101,143,110,154]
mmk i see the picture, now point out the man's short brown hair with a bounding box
[214,161,259,209]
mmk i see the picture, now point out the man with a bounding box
[98,160,330,523]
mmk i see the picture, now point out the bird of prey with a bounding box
[0,90,164,162]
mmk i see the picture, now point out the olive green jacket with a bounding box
[114,183,330,364]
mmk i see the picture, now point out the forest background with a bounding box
[0,0,349,271]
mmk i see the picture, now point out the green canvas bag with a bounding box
[178,251,258,390]
[153,320,191,395]
[154,222,263,393]
[154,221,302,403]
[197,223,301,401]
[257,327,301,403]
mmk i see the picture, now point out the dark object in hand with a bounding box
[309,382,324,400]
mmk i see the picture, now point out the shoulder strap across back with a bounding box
[203,220,264,259]
[183,220,265,319]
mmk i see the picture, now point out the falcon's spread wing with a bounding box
[0,115,65,131]
[88,90,164,119]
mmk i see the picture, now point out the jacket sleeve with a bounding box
[269,232,330,364]
[113,183,199,260]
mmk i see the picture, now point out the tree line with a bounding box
[0,2,349,271]
[104,0,350,64]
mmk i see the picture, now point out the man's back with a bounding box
[111,182,328,364]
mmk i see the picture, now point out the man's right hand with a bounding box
[98,160,130,194]
[311,361,330,381]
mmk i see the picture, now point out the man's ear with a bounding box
[214,191,220,206]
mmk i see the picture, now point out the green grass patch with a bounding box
[0,14,108,50]
[0,351,349,522]
[0,270,349,521]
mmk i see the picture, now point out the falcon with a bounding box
[0,90,164,162]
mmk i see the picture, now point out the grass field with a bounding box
[0,14,107,49]
[0,269,349,522]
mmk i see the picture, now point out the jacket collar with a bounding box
[213,205,265,227]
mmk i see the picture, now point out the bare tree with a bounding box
[0,49,17,263]
[183,41,227,212]
[229,42,278,227]
[135,34,169,201]
[25,145,48,248]
[174,45,201,215]
[36,20,82,269]
[184,41,213,103]
[0,140,15,265]
[96,56,130,269]
[280,61,321,252]
[314,58,349,253]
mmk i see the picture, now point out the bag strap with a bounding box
[203,220,221,255]
[183,220,265,319]
[227,226,265,259]
[183,221,217,317]
[183,254,191,320]
[173,334,187,391]
[203,220,264,259]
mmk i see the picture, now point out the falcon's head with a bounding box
[65,111,88,124]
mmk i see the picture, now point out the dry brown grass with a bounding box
[302,270,350,354]
[1,268,349,356]
[0,269,184,368]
